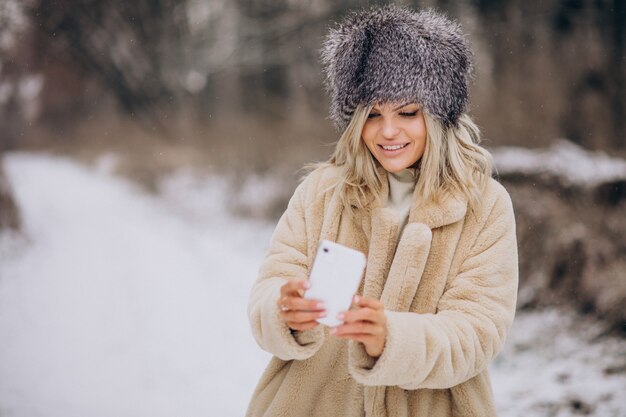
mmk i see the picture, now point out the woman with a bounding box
[246,5,518,417]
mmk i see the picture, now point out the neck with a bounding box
[387,168,417,208]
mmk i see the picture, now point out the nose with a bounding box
[381,116,400,138]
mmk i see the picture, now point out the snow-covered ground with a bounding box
[492,139,626,187]
[0,152,624,417]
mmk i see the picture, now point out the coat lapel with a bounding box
[315,166,469,313]
[319,183,344,243]
[360,167,469,311]
[360,207,399,300]
[408,186,469,229]
[380,222,432,311]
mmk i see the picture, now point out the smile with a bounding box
[379,143,409,151]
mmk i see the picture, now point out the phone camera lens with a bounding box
[323,247,329,253]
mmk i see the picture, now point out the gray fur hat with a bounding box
[321,5,473,131]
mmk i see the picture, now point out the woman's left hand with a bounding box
[330,295,387,358]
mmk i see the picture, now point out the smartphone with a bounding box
[305,240,367,327]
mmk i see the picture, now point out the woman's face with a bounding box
[361,102,427,173]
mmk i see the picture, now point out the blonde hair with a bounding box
[305,104,493,218]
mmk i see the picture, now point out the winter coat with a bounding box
[246,164,519,417]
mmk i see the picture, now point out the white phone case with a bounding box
[305,240,367,327]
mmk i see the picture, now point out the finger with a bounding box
[280,279,311,297]
[288,320,321,331]
[281,297,325,312]
[280,279,310,297]
[276,295,323,312]
[330,322,381,336]
[352,295,384,310]
[334,333,376,344]
[281,309,326,324]
[339,308,380,324]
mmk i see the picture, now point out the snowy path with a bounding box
[0,152,624,417]
[0,153,272,417]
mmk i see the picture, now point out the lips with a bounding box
[380,143,408,150]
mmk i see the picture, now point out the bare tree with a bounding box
[24,0,195,133]
[1,0,623,150]
[0,165,19,231]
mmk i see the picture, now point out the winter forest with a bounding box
[0,0,625,416]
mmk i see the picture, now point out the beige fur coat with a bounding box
[246,164,518,417]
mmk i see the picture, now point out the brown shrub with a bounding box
[502,173,626,334]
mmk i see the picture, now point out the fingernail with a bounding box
[304,281,311,289]
[318,312,326,318]
[353,295,360,303]
[329,328,337,334]
[316,302,325,309]
[337,313,344,320]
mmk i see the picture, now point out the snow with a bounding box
[1,152,625,417]
[492,310,626,417]
[492,139,626,187]
[0,153,271,417]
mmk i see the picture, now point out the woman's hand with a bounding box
[277,279,326,331]
[330,295,387,358]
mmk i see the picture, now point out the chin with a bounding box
[380,161,412,173]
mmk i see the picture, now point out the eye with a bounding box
[367,113,381,119]
[399,110,419,117]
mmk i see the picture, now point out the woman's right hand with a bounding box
[277,279,326,331]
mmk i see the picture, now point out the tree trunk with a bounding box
[0,158,20,231]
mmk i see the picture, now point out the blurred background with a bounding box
[0,0,625,416]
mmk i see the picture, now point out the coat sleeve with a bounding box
[247,174,326,361]
[348,187,518,389]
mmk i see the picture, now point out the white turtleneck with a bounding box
[385,167,417,242]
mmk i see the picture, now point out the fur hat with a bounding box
[321,5,473,131]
